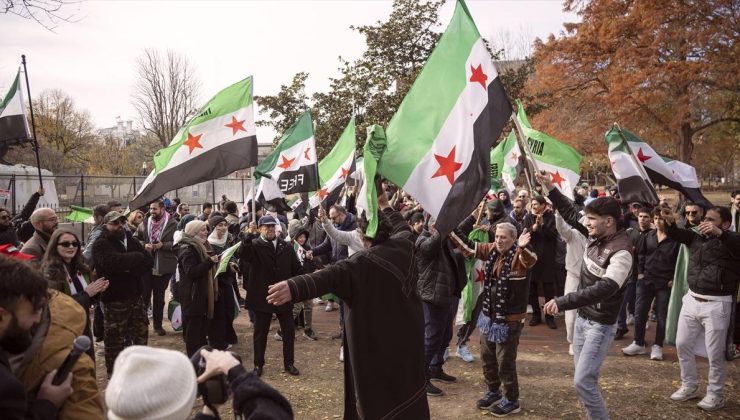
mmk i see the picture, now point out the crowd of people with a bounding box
[0,181,738,419]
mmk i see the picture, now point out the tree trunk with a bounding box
[678,122,693,164]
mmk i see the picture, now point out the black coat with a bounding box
[92,230,153,303]
[177,242,217,317]
[523,211,558,284]
[239,234,302,313]
[285,209,429,420]
[415,230,467,307]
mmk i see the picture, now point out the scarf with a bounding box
[476,243,517,343]
[207,230,228,248]
[180,235,218,319]
[148,212,169,243]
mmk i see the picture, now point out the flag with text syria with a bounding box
[130,77,257,210]
[254,111,319,202]
[379,0,512,236]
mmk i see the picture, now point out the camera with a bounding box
[190,345,242,406]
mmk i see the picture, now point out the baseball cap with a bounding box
[258,215,278,227]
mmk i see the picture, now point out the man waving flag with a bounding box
[130,76,258,210]
[376,0,512,236]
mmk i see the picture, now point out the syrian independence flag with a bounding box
[308,118,356,209]
[254,111,319,202]
[356,125,386,237]
[0,69,32,144]
[514,100,582,199]
[376,0,512,237]
[605,125,659,205]
[619,127,712,208]
[130,77,258,210]
[490,131,522,192]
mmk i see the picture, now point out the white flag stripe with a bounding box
[534,160,580,199]
[402,39,496,218]
[626,142,699,188]
[263,137,317,178]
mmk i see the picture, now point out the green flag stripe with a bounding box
[319,118,355,185]
[255,110,313,179]
[0,71,21,114]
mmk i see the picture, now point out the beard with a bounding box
[0,314,33,354]
[105,228,126,241]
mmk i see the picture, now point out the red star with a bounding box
[225,116,246,135]
[303,147,312,160]
[340,166,350,179]
[551,171,565,188]
[318,188,329,200]
[636,148,651,163]
[469,64,488,90]
[510,151,519,162]
[278,154,295,170]
[476,268,485,284]
[432,146,463,185]
[182,132,203,154]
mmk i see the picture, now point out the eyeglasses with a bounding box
[685,210,699,215]
[57,241,80,248]
[39,217,58,223]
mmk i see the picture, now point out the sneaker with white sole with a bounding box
[650,345,663,361]
[622,342,647,356]
[670,385,701,401]
[325,302,336,312]
[526,304,533,314]
[697,394,725,411]
[339,345,344,362]
[456,345,475,363]
[568,344,574,356]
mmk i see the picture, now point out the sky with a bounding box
[0,0,578,143]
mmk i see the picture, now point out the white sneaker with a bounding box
[650,345,663,361]
[697,394,725,411]
[339,345,344,362]
[526,304,533,314]
[325,302,335,312]
[568,344,574,356]
[622,342,647,356]
[455,345,475,362]
[670,385,700,401]
[626,313,635,326]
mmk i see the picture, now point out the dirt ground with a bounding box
[95,300,739,420]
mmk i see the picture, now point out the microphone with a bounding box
[52,336,91,385]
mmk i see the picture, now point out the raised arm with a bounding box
[555,250,632,311]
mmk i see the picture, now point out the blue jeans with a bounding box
[423,298,457,375]
[573,315,615,420]
[616,280,636,330]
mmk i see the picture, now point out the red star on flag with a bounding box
[469,64,488,90]
[550,171,565,188]
[476,268,485,284]
[340,167,350,179]
[636,148,651,163]
[278,154,296,170]
[182,132,203,154]
[225,116,246,135]
[432,146,463,185]
[510,151,519,162]
[318,188,329,200]
[303,147,312,160]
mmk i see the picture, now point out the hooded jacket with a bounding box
[415,230,467,307]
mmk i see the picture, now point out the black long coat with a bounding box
[239,234,302,313]
[285,209,430,420]
[523,210,558,284]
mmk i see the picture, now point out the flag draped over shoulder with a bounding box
[0,69,31,144]
[308,118,356,209]
[514,100,582,199]
[130,77,258,210]
[255,111,319,203]
[618,127,712,208]
[605,125,659,205]
[377,0,512,237]
[490,131,522,193]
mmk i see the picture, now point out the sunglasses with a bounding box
[57,241,80,248]
[684,210,699,215]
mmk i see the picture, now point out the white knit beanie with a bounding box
[106,346,197,420]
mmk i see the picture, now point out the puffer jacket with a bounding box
[548,187,633,325]
[415,230,467,307]
[664,222,740,296]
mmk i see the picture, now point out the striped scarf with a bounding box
[476,243,517,343]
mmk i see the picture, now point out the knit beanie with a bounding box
[208,215,227,230]
[106,346,197,420]
[184,219,208,238]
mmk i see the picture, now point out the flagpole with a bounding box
[250,168,256,224]
[613,123,659,204]
[21,55,43,188]
[510,112,541,194]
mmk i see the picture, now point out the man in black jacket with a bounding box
[524,195,559,328]
[662,206,740,411]
[416,215,467,397]
[92,211,153,376]
[539,172,633,420]
[0,255,73,419]
[240,215,302,377]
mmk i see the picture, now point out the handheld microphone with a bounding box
[52,335,91,385]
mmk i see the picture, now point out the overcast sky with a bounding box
[0,0,577,143]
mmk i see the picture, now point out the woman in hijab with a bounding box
[207,215,239,349]
[498,189,514,214]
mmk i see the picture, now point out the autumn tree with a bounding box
[86,132,161,176]
[132,49,201,148]
[527,0,740,171]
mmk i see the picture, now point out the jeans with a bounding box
[573,315,615,420]
[633,280,670,346]
[676,294,732,398]
[617,280,636,330]
[480,320,524,401]
[423,299,456,375]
